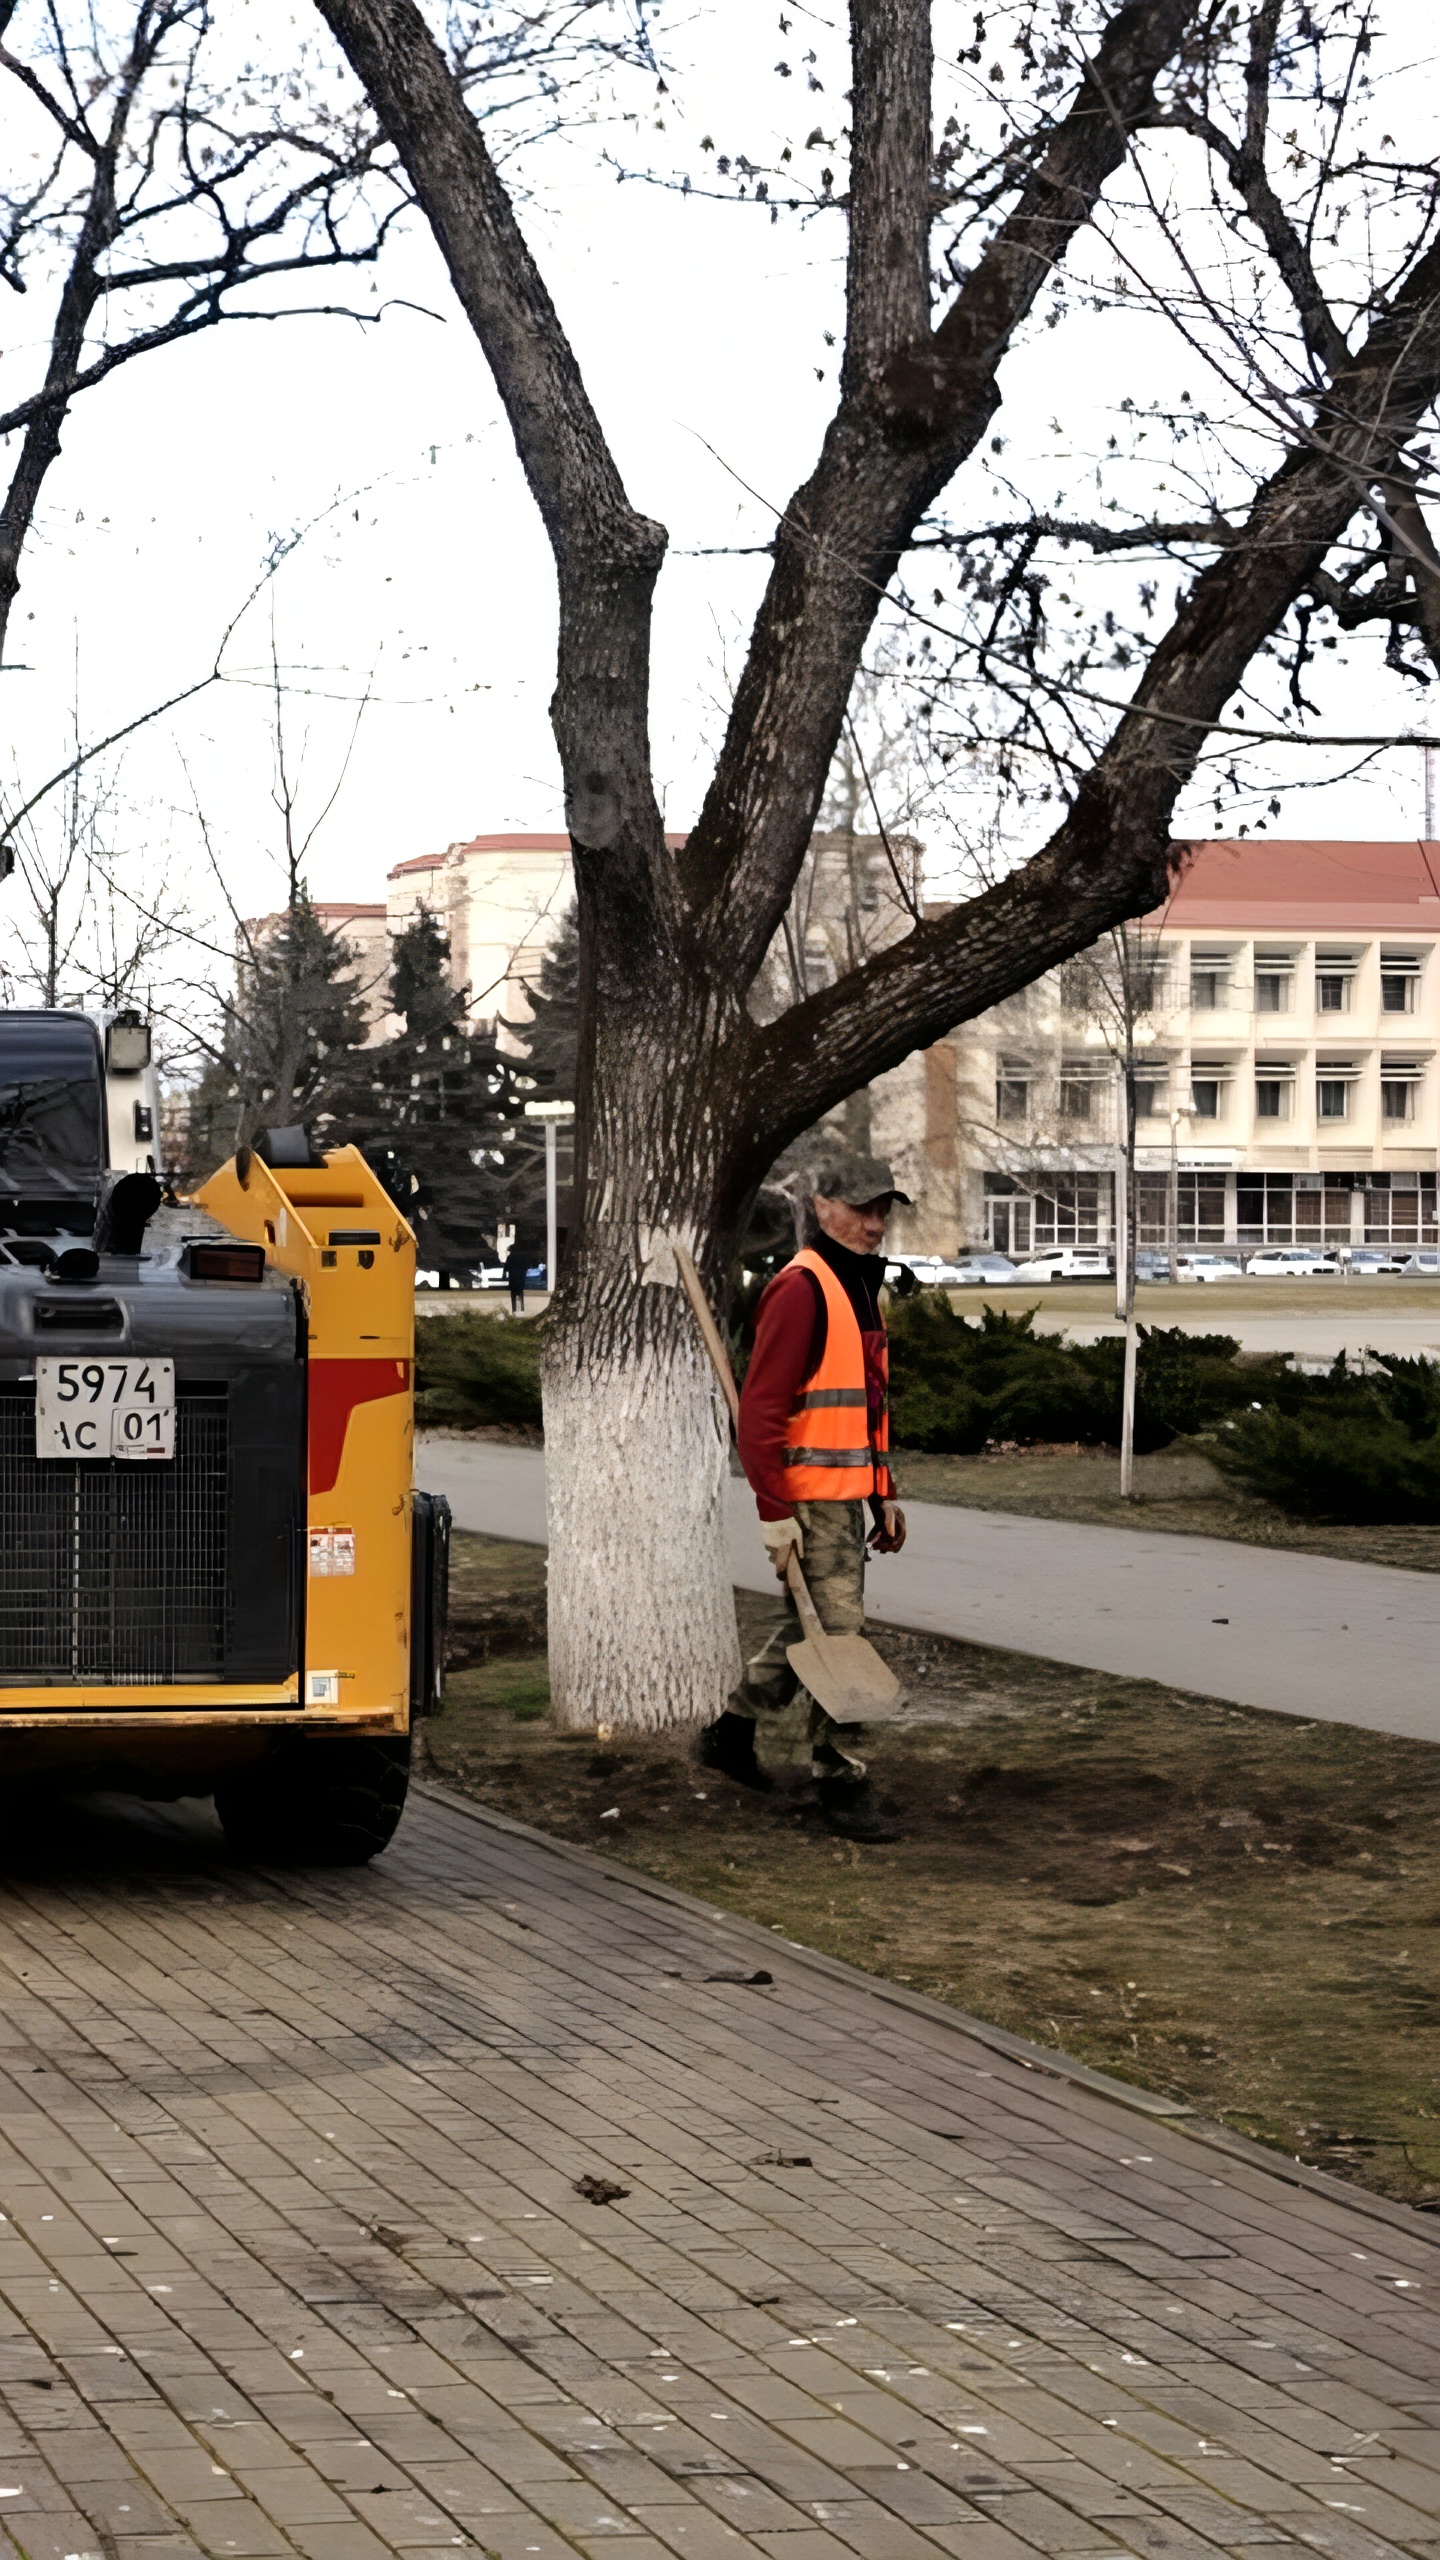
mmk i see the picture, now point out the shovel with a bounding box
[654,1236,907,1727]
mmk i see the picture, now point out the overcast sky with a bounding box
[6,0,1438,952]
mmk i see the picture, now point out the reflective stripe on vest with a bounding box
[778,1247,887,1504]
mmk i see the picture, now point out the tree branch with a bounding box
[842,0,931,393]
[679,0,1198,981]
[913,511,1242,555]
[1146,4,1350,378]
[314,0,670,894]
[749,224,1440,1150]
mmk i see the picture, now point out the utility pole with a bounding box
[523,1098,575,1292]
[1117,1049,1139,1499]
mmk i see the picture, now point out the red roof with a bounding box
[1152,838,1440,932]
[313,901,385,919]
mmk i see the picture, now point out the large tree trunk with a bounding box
[544,1288,740,1731]
[543,948,753,1730]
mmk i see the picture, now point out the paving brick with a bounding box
[0,1791,1428,2560]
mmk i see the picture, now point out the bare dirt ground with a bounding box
[892,1439,1440,1570]
[425,1531,1440,2215]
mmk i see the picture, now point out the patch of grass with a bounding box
[890,1440,1440,1572]
[427,1534,1440,2211]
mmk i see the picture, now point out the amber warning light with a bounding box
[183,1241,267,1284]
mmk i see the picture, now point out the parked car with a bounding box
[885,1253,949,1287]
[1133,1249,1174,1282]
[1243,1247,1340,1277]
[1011,1247,1113,1283]
[1339,1247,1407,1273]
[1394,1249,1440,1274]
[949,1252,1021,1284]
[1174,1251,1244,1282]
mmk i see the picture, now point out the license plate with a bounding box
[34,1357,176,1461]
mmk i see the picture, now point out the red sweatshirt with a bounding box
[738,1236,896,1523]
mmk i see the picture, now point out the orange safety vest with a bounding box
[779,1247,887,1504]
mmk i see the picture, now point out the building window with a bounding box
[1381,953,1421,1013]
[1255,1079,1290,1120]
[1177,1173,1226,1242]
[1255,971,1291,1012]
[1317,1078,1349,1120]
[996,1078,1028,1124]
[1190,968,1227,1010]
[1382,1080,1416,1122]
[1191,1078,1221,1119]
[1059,1077,1094,1119]
[1031,1173,1103,1247]
[1134,1079,1166,1118]
[1137,1172,1172,1241]
[984,1178,1032,1257]
[1237,1173,1297,1244]
[1316,974,1350,1013]
[1364,1174,1438,1244]
[1295,1175,1356,1246]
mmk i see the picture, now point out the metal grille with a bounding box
[0,1386,228,1684]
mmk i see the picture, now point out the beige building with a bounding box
[308,830,1440,1262]
[879,838,1440,1258]
[302,838,582,1044]
[385,833,580,1037]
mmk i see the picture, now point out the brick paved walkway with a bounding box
[0,1786,1432,2560]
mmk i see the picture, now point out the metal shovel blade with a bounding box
[784,1553,907,1726]
[784,1629,908,1725]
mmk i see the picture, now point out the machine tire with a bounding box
[215,1733,411,1866]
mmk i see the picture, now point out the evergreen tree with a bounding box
[185,893,370,1180]
[516,901,578,1101]
[339,906,548,1282]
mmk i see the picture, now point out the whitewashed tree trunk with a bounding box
[540,967,755,1731]
[544,1318,741,1730]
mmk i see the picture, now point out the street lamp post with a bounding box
[522,1099,575,1292]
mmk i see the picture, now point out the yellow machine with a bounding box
[0,1009,446,1861]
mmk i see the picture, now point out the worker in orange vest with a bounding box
[700,1151,908,1841]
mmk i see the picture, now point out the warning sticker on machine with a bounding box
[308,1528,356,1577]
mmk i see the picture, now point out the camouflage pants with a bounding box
[729,1498,870,1775]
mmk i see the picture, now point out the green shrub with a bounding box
[1212,1351,1440,1521]
[415,1310,543,1430]
[884,1296,1271,1456]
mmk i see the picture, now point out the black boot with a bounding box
[817,1774,898,1842]
[699,1712,773,1793]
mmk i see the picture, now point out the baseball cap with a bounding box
[809,1149,911,1207]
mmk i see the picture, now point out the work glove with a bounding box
[870,1501,907,1555]
[760,1515,804,1580]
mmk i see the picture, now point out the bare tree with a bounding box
[0,0,660,661]
[0,743,190,1010]
[312,0,1440,1730]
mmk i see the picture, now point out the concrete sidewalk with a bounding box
[418,1434,1440,1744]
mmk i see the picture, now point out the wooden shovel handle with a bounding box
[784,1548,826,1639]
[673,1242,741,1433]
